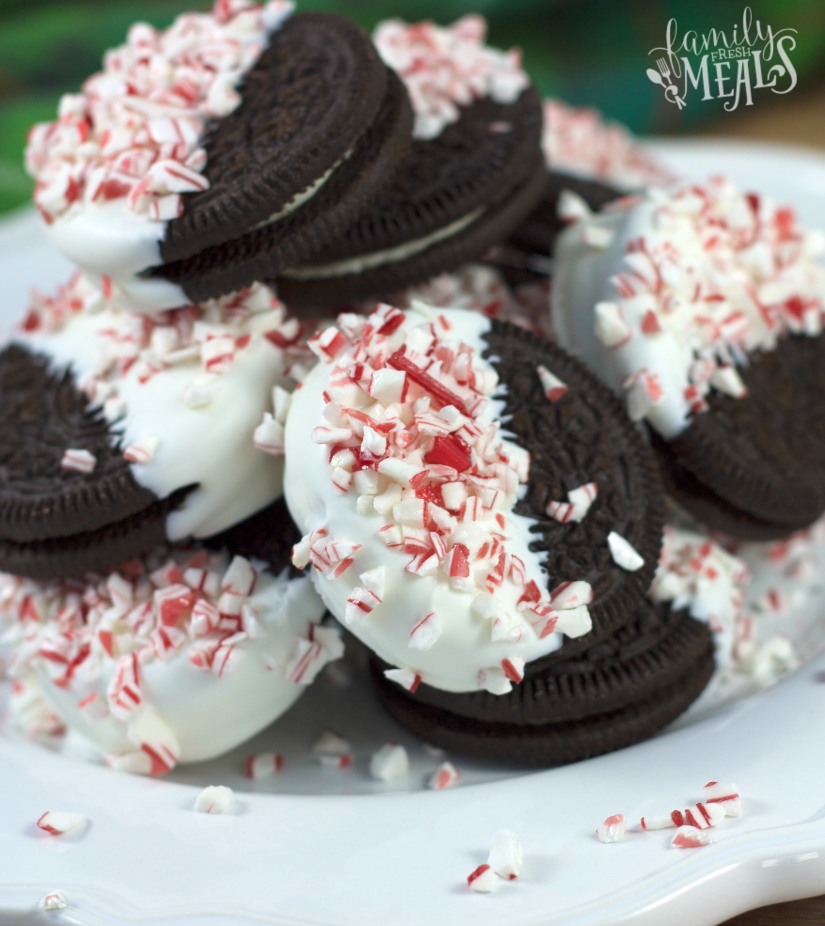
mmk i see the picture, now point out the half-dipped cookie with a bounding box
[284,302,664,701]
[1,274,301,579]
[276,17,545,308]
[553,177,825,540]
[370,600,713,766]
[2,497,342,773]
[26,3,411,310]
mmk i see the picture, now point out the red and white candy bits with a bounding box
[60,448,97,474]
[373,16,528,140]
[428,761,461,790]
[467,864,500,893]
[246,752,284,779]
[313,730,353,769]
[38,891,69,911]
[466,829,524,892]
[369,743,410,781]
[671,826,713,849]
[194,785,238,814]
[703,781,741,817]
[597,814,626,844]
[37,811,88,837]
[25,0,294,224]
[542,98,675,190]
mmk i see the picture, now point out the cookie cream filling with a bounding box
[20,274,304,540]
[542,98,675,190]
[552,176,825,438]
[1,548,336,769]
[281,207,485,280]
[373,16,529,140]
[285,303,596,696]
[25,0,294,312]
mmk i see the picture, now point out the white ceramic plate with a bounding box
[2,140,825,926]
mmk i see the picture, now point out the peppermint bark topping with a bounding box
[373,16,528,140]
[25,0,293,224]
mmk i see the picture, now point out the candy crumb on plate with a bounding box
[193,785,238,814]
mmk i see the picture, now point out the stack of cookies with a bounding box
[3,0,822,775]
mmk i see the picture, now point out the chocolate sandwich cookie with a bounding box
[487,170,622,289]
[276,93,545,309]
[275,17,546,309]
[552,177,825,541]
[27,5,409,312]
[0,345,190,579]
[153,27,414,303]
[3,276,296,580]
[372,640,713,766]
[370,601,713,765]
[284,302,665,706]
[651,333,825,539]
[482,320,665,656]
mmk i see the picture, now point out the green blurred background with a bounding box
[1,0,824,215]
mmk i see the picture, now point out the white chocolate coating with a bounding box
[21,275,297,540]
[2,552,333,767]
[285,304,583,696]
[552,177,825,438]
[26,1,294,313]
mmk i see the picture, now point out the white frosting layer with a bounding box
[3,551,332,766]
[285,304,579,695]
[552,177,825,438]
[282,207,484,281]
[21,275,298,540]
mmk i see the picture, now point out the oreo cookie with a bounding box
[275,87,546,308]
[652,333,825,539]
[27,8,410,313]
[0,345,192,579]
[487,170,622,288]
[370,602,714,766]
[2,276,296,581]
[153,25,414,303]
[483,320,665,656]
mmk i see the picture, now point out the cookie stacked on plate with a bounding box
[552,175,825,541]
[283,303,715,765]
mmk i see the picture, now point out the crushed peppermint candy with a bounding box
[429,761,461,790]
[373,16,528,140]
[703,781,741,817]
[292,303,594,692]
[671,825,712,848]
[488,829,523,880]
[405,264,541,332]
[369,742,410,781]
[313,730,353,769]
[194,784,238,814]
[246,752,284,779]
[37,811,89,837]
[542,98,676,190]
[597,814,626,843]
[25,0,294,224]
[599,177,825,419]
[467,863,500,893]
[651,525,750,668]
[607,531,644,571]
[1,547,340,776]
[642,781,742,831]
[20,274,309,429]
[546,482,597,523]
[60,448,97,474]
[39,891,69,911]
